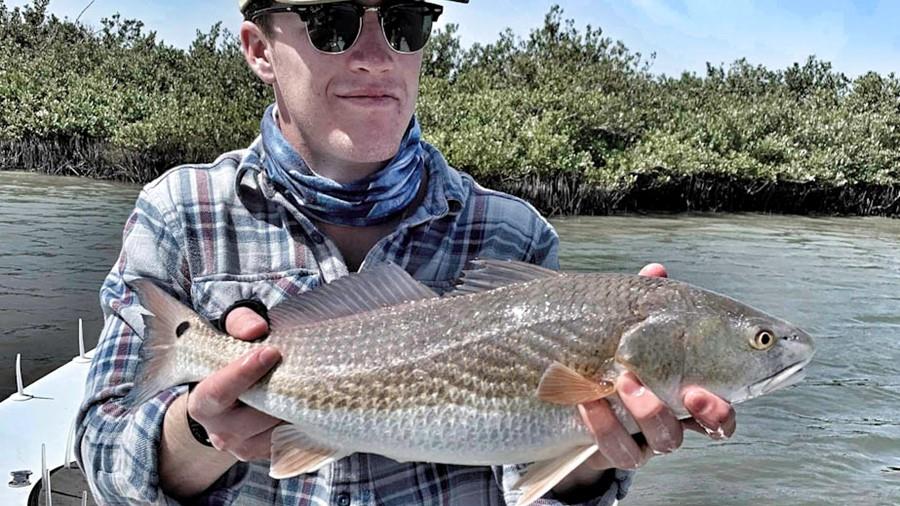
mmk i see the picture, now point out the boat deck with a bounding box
[32,467,97,506]
[1,323,97,505]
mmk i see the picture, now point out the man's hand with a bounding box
[159,307,277,499]
[585,262,735,468]
[578,372,736,470]
[188,308,278,461]
[637,262,668,278]
[224,307,270,341]
[552,262,737,499]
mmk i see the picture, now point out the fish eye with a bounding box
[750,330,777,350]
[176,321,190,338]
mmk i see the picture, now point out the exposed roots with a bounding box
[4,139,900,217]
[486,173,900,217]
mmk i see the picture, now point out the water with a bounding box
[1,171,898,504]
[555,215,900,505]
[0,171,139,399]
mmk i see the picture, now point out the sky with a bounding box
[7,0,900,77]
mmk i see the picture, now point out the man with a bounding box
[76,0,736,504]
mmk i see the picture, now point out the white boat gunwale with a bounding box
[1,319,94,504]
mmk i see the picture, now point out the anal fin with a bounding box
[514,445,599,506]
[537,362,615,405]
[269,425,349,479]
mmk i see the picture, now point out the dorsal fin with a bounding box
[450,259,561,297]
[268,263,437,330]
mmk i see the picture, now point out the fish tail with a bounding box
[126,279,205,407]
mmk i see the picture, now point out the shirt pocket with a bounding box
[189,267,321,321]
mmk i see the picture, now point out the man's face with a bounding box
[256,1,424,174]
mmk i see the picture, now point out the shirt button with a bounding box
[310,231,325,244]
[336,492,351,506]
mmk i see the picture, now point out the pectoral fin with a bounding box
[513,445,600,506]
[537,362,615,405]
[269,425,349,479]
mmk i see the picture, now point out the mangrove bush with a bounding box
[3,0,900,215]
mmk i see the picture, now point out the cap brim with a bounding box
[240,0,469,13]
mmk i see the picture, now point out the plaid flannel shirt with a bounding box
[75,136,634,505]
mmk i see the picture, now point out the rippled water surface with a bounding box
[0,172,138,399]
[1,171,899,504]
[555,215,900,505]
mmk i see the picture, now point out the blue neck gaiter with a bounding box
[261,104,425,227]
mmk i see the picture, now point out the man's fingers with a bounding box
[682,386,737,439]
[617,372,683,454]
[212,423,279,462]
[203,405,282,447]
[682,418,713,437]
[578,401,644,469]
[229,425,278,462]
[585,441,654,470]
[638,263,668,278]
[226,307,270,341]
[190,347,282,418]
[721,409,737,438]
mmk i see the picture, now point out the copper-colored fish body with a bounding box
[129,260,814,504]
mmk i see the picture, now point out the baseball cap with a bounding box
[239,0,469,15]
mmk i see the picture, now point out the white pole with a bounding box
[42,443,53,506]
[10,353,30,401]
[74,318,92,363]
[15,353,24,396]
[78,319,85,358]
[65,416,76,469]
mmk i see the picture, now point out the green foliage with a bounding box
[419,7,656,183]
[0,0,270,179]
[608,56,900,187]
[2,0,900,189]
[420,10,900,189]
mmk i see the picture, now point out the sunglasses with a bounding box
[250,1,445,54]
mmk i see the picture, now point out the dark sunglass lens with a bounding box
[383,5,436,53]
[306,4,361,53]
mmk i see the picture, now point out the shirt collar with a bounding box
[418,141,465,218]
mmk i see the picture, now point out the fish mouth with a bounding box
[744,356,814,400]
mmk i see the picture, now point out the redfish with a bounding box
[129,260,815,505]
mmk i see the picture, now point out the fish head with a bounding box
[679,294,816,409]
[616,288,815,417]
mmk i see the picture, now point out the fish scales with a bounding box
[191,277,681,416]
[262,275,660,408]
[130,261,815,482]
[226,275,690,463]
